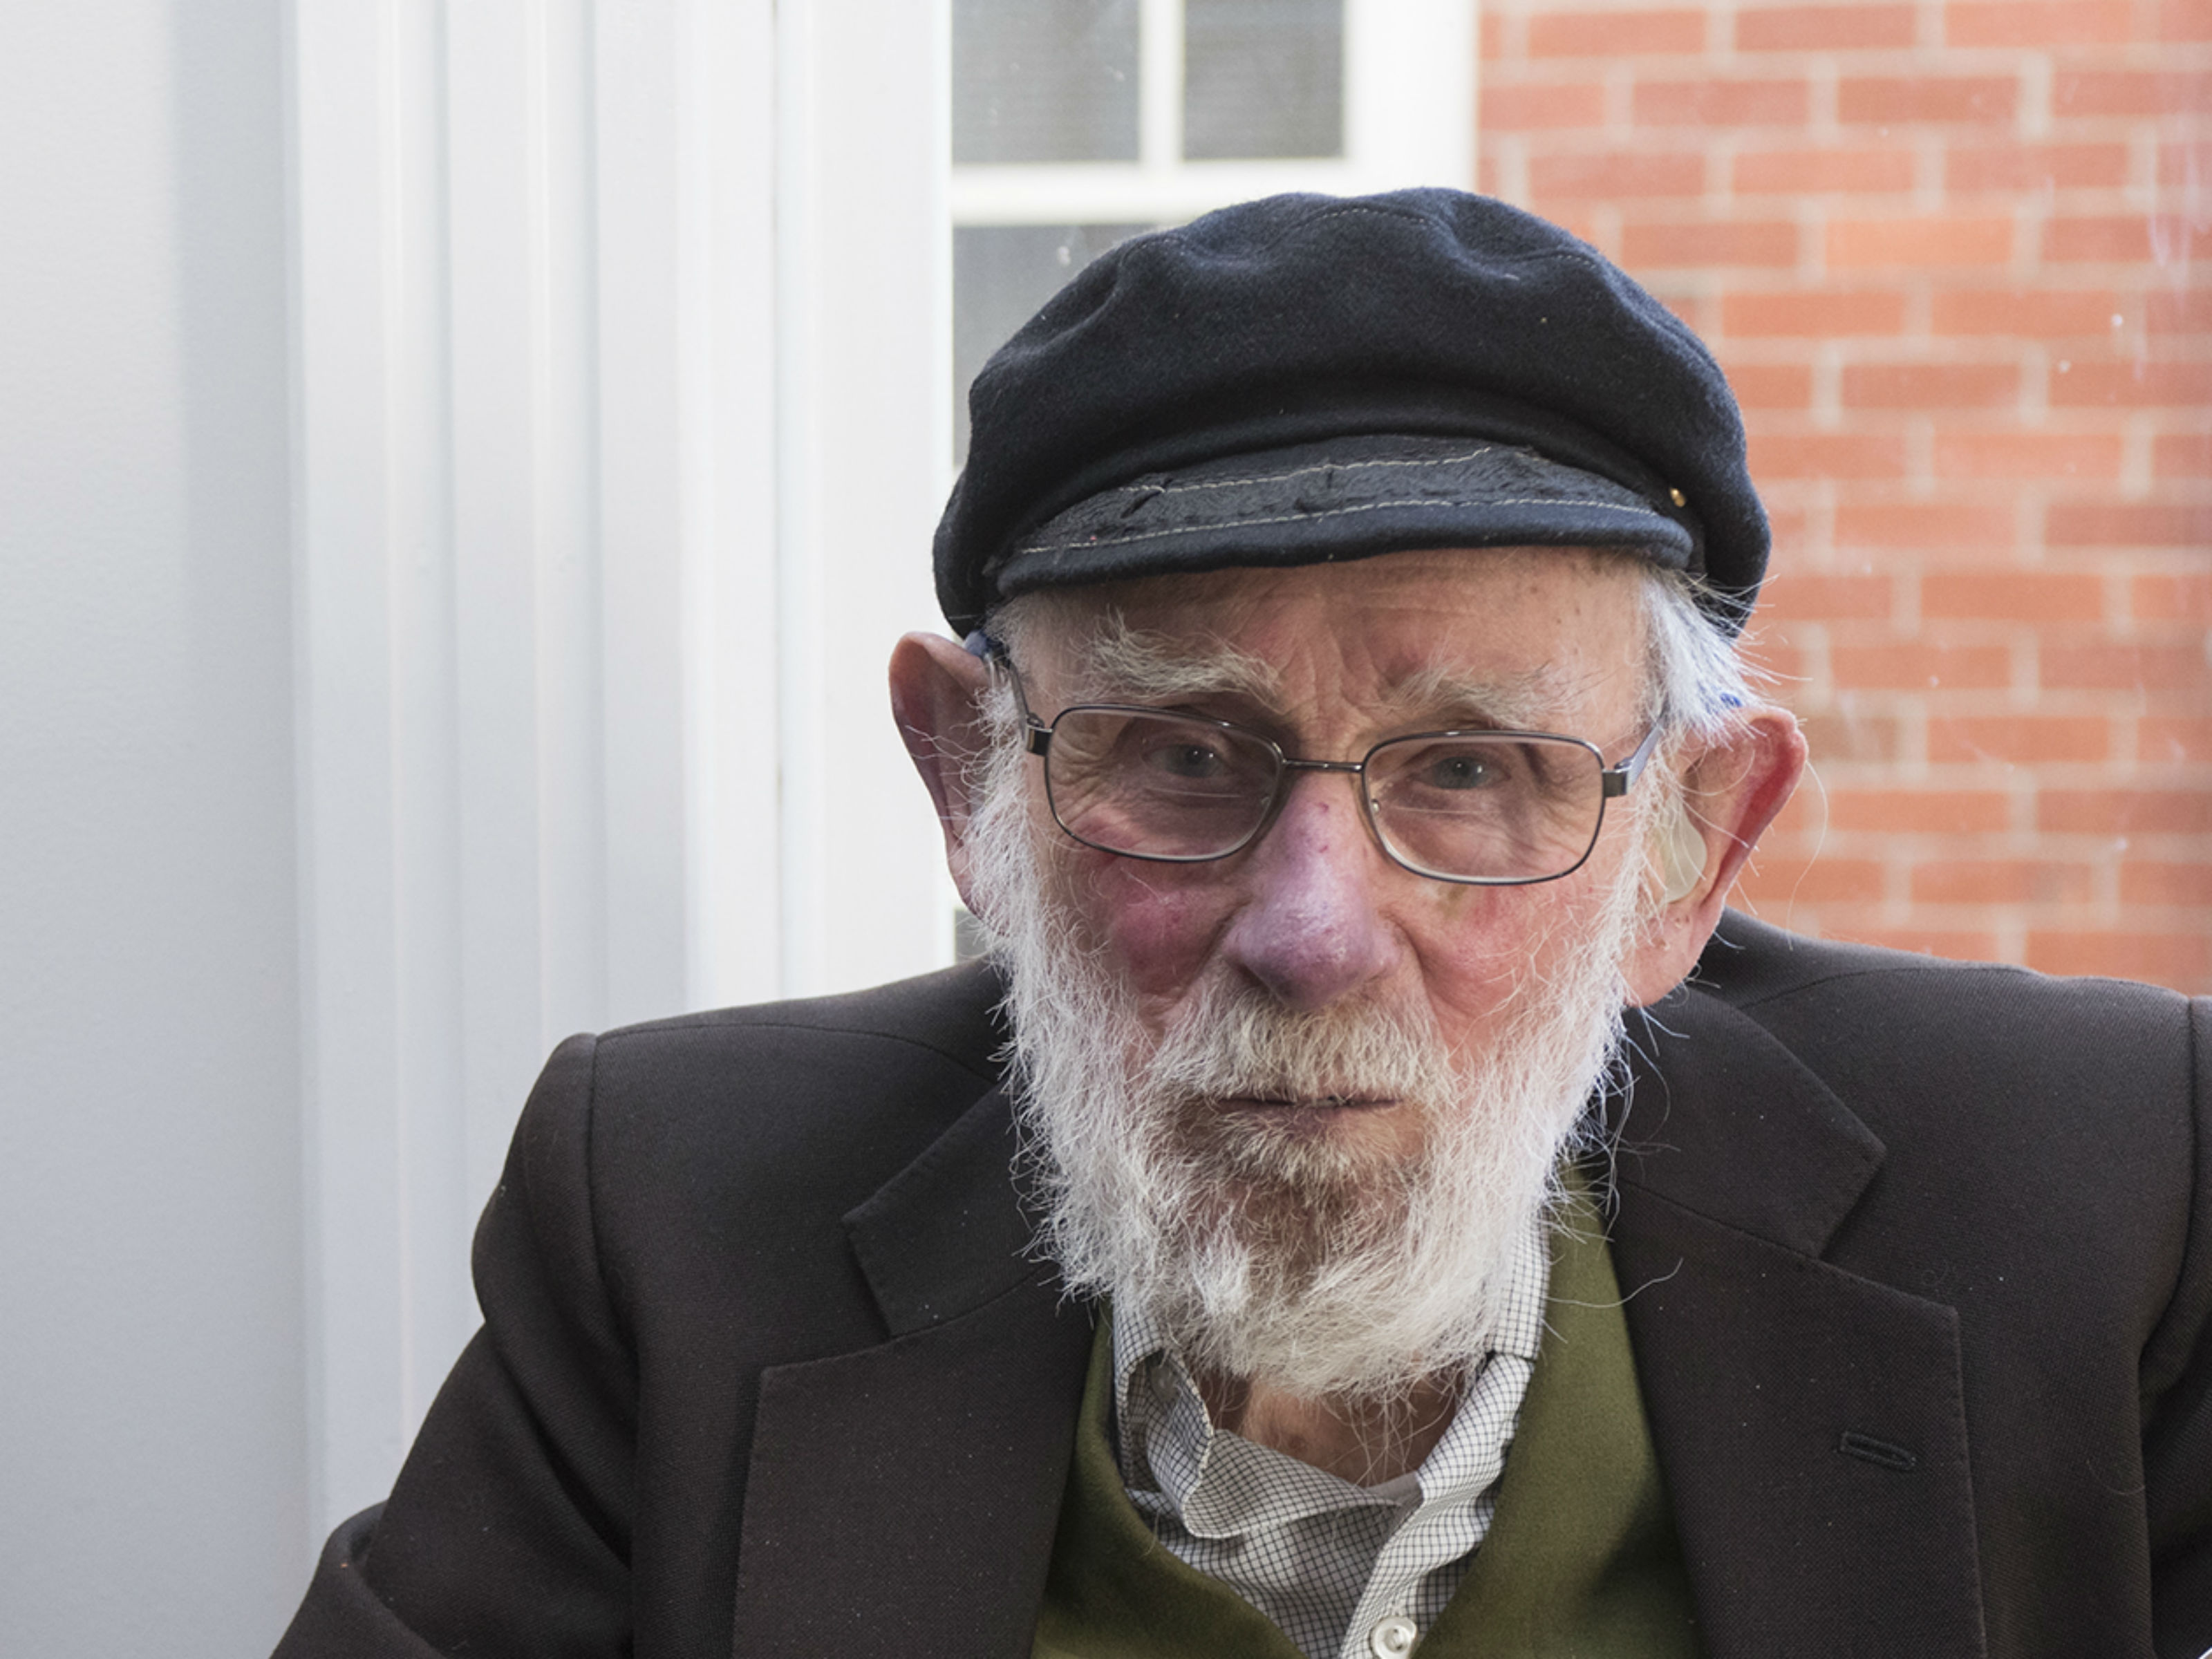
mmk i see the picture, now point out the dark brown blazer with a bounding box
[274,915,2212,1658]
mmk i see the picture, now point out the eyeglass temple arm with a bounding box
[1600,721,1668,799]
[966,630,1056,756]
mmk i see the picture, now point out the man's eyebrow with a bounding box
[1064,620,1284,706]
[1381,664,1565,731]
[1060,622,1580,730]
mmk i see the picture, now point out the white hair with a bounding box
[1635,561,1759,747]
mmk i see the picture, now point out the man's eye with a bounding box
[1422,751,1501,790]
[1143,741,1227,779]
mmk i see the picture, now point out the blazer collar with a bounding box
[843,1079,1049,1337]
[1606,978,1885,1257]
[1606,982,1989,1657]
[733,1080,1097,1659]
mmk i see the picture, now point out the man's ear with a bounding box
[888,631,997,911]
[1621,704,1808,1006]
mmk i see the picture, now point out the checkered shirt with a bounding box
[1111,1212,1552,1659]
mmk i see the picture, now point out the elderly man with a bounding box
[276,191,2211,1659]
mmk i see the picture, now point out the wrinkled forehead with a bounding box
[995,546,1655,730]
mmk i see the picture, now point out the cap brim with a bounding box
[988,433,1698,603]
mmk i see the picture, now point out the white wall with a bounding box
[0,1,951,1650]
[0,3,309,1654]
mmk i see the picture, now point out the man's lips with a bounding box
[1217,1094,1402,1112]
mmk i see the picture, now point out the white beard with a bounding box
[965,736,1652,1405]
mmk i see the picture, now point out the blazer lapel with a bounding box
[1611,988,1989,1658]
[731,1082,1096,1658]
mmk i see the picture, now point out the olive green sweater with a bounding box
[1034,1179,1704,1658]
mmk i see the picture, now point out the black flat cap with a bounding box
[935,189,1766,635]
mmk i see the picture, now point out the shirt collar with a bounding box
[1109,1203,1553,1538]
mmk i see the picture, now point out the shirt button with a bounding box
[1368,1615,1418,1658]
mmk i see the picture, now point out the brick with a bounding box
[1929,289,2121,337]
[1835,502,2017,548]
[1733,854,1888,903]
[1828,216,2013,267]
[1737,5,1918,49]
[1839,76,2018,124]
[1927,715,2109,763]
[1721,362,1816,408]
[2047,502,2212,546]
[2041,642,2210,691]
[1747,637,1812,684]
[1834,924,2007,962]
[2159,0,2212,38]
[2145,291,2212,335]
[1911,859,2095,902]
[1945,142,2128,192]
[1528,9,1706,55]
[1842,363,2019,408]
[1799,710,1902,762]
[1623,220,1801,267]
[2154,434,2212,478]
[1944,1,2132,46]
[1478,82,1607,131]
[2156,142,2211,188]
[1832,641,2014,689]
[2141,435,2212,480]
[2120,862,2212,904]
[2133,573,2212,621]
[1634,77,1810,126]
[2052,70,2212,117]
[2042,789,2212,833]
[1528,151,1707,199]
[2025,931,2212,986]
[2140,716,2212,762]
[2049,362,2212,408]
[1830,789,2014,832]
[1750,432,1911,478]
[2044,216,2210,263]
[1932,432,2125,480]
[1755,573,1896,621]
[1735,147,1915,194]
[1765,503,1815,545]
[1922,570,2107,619]
[1723,290,1909,336]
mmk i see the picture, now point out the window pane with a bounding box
[953,223,1150,461]
[953,0,1140,165]
[1182,0,1344,161]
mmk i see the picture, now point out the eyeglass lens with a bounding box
[1041,708,1609,882]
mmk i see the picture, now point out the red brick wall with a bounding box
[1478,0,2212,992]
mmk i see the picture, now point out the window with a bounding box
[950,0,1474,460]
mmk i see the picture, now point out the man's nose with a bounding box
[1217,772,1400,1011]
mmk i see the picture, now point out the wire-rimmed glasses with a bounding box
[984,639,1665,886]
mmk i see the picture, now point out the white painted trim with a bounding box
[774,0,953,997]
[1139,0,1185,170]
[288,0,951,1545]
[291,0,442,1543]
